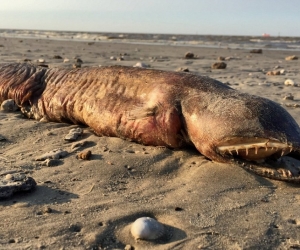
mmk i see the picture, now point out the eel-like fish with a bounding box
[1,63,300,182]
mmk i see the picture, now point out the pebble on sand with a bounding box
[41,159,62,167]
[0,99,19,112]
[285,55,298,61]
[75,58,83,63]
[185,52,194,59]
[211,62,227,69]
[250,49,263,54]
[71,140,91,150]
[0,173,37,198]
[176,67,189,72]
[73,63,81,68]
[76,150,92,160]
[283,93,294,100]
[285,103,300,108]
[35,149,68,161]
[53,55,63,59]
[266,70,281,76]
[65,128,83,141]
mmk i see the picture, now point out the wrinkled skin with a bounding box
[1,63,300,182]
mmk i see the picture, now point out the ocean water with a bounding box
[0,29,300,51]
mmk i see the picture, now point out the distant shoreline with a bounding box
[1,28,300,51]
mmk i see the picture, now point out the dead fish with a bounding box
[1,63,300,182]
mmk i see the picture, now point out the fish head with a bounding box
[181,90,300,162]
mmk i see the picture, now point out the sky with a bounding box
[0,0,299,37]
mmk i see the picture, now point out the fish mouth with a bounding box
[216,137,293,161]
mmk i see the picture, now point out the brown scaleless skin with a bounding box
[1,63,300,182]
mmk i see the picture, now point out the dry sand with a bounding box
[0,37,300,250]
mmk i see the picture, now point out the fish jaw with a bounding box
[180,88,300,163]
[216,137,292,161]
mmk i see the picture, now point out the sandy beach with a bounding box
[0,35,300,249]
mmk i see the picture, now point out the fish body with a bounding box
[1,63,300,181]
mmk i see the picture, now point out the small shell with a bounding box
[284,79,295,86]
[130,217,164,240]
[133,62,149,68]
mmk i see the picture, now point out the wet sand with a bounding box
[0,37,300,249]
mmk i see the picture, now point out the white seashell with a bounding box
[38,58,45,63]
[284,79,295,86]
[63,58,70,63]
[130,217,164,240]
[133,62,150,68]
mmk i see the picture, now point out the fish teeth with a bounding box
[217,141,288,154]
[217,141,293,161]
[278,169,292,178]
